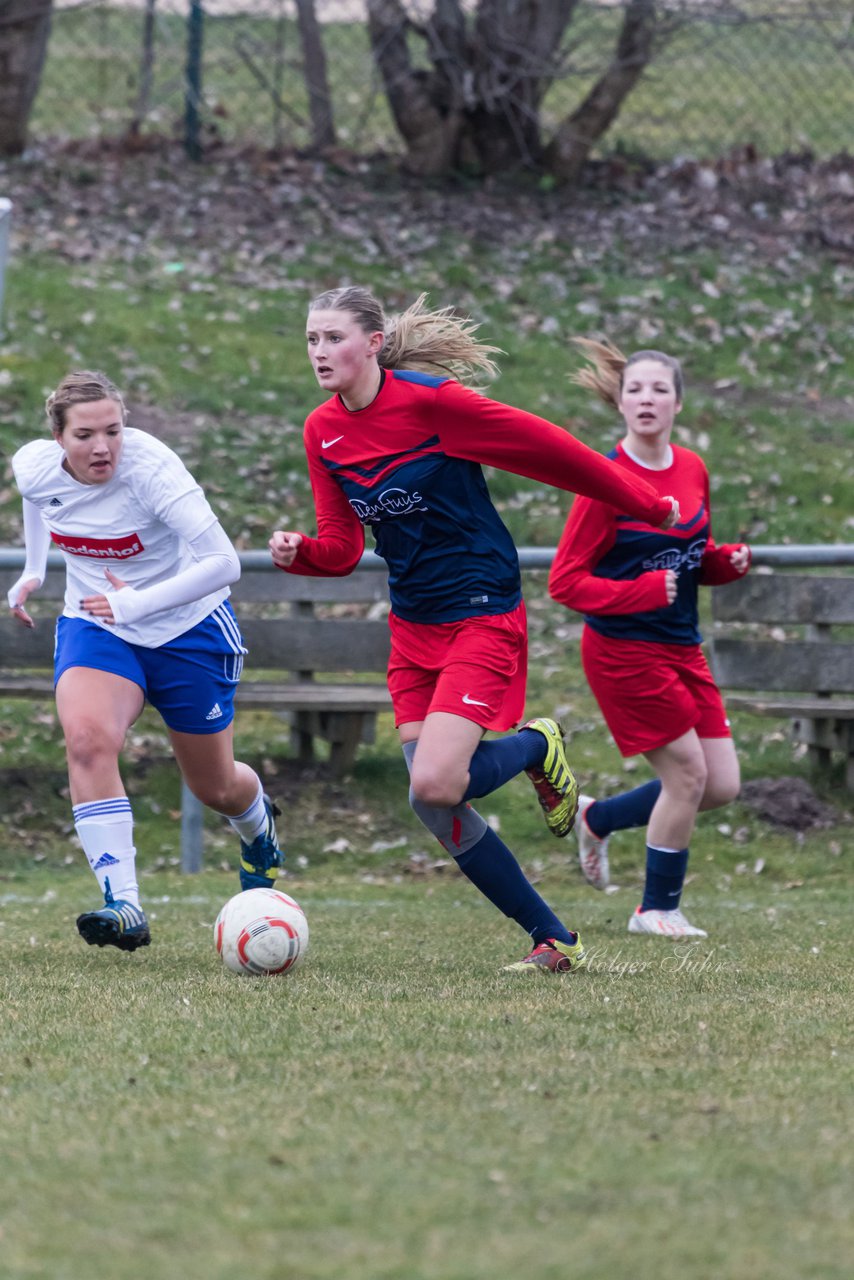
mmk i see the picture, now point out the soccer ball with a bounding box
[214,887,309,976]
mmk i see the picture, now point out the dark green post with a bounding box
[185,0,204,161]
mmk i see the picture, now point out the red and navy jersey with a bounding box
[287,371,675,625]
[549,442,749,644]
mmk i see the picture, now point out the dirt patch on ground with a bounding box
[739,777,840,832]
[2,140,852,276]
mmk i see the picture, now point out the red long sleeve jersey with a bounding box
[287,371,674,624]
[549,442,748,645]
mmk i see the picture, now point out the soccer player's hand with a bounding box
[81,568,128,624]
[664,569,678,604]
[269,530,303,569]
[730,544,750,574]
[660,496,680,530]
[9,577,40,628]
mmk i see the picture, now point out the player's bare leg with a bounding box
[170,725,282,890]
[401,711,485,807]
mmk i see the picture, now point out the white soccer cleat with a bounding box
[628,906,708,938]
[576,795,610,890]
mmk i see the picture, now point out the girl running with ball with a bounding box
[269,288,680,972]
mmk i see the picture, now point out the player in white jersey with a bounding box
[7,370,283,952]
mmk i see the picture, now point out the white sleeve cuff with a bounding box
[107,521,240,626]
[7,498,49,607]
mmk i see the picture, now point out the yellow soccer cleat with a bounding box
[520,717,580,838]
[502,934,587,974]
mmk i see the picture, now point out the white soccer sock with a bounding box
[73,797,140,908]
[222,779,268,843]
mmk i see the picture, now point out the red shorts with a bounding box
[581,625,731,757]
[387,603,528,731]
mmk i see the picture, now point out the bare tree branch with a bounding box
[546,0,664,184]
[295,0,336,151]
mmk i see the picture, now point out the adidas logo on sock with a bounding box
[93,852,120,869]
[206,702,223,720]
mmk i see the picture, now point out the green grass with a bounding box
[1,853,852,1280]
[30,3,854,159]
[2,240,853,547]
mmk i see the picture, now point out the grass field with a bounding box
[1,856,852,1280]
[1,142,853,1275]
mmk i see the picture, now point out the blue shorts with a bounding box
[54,604,247,735]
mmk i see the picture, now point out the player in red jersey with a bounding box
[269,287,680,973]
[549,339,750,938]
[7,371,284,952]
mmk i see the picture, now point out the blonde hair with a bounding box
[308,286,501,384]
[46,370,126,434]
[571,338,684,410]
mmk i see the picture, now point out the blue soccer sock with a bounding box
[454,826,577,946]
[641,844,690,912]
[462,730,545,801]
[585,780,662,839]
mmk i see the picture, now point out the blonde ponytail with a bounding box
[569,337,627,411]
[381,294,502,383]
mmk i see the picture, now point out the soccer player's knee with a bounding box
[63,718,123,769]
[408,787,487,854]
[409,764,466,810]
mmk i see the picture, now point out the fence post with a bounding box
[185,0,204,161]
[0,198,12,333]
[180,781,205,873]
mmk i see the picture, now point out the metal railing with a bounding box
[4,545,854,575]
[2,543,854,872]
[0,198,12,334]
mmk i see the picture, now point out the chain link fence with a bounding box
[34,1,854,161]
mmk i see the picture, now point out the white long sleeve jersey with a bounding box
[11,428,236,648]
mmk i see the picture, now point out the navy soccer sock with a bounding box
[462,730,545,802]
[641,845,689,912]
[454,826,576,947]
[585,780,662,839]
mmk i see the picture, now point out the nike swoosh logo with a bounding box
[322,435,344,448]
[462,693,491,708]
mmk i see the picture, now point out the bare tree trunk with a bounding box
[295,0,336,151]
[366,0,465,177]
[545,0,659,185]
[367,0,579,177]
[466,0,578,171]
[0,0,54,156]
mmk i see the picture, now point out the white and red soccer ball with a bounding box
[214,887,309,976]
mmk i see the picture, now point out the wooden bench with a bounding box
[709,572,854,790]
[231,554,392,774]
[0,552,393,772]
